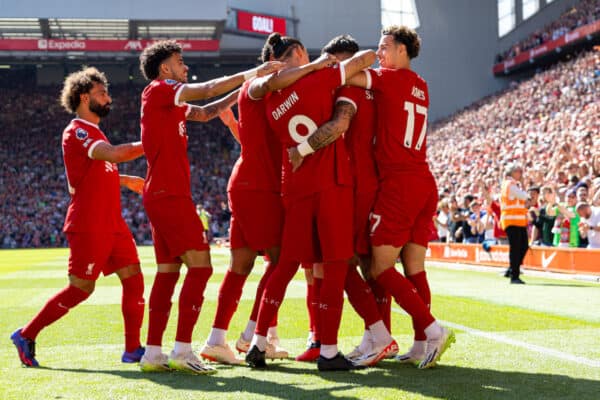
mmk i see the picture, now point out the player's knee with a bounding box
[69,275,95,294]
[182,249,211,267]
[116,264,142,281]
[230,247,257,275]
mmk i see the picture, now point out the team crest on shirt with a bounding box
[75,128,88,140]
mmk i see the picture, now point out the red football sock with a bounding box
[213,270,248,330]
[345,265,380,327]
[367,278,392,332]
[121,273,145,352]
[147,271,180,346]
[255,260,299,336]
[176,267,212,343]
[319,261,348,346]
[249,260,276,323]
[311,277,323,342]
[21,285,90,340]
[305,282,315,336]
[376,268,434,333]
[407,271,431,341]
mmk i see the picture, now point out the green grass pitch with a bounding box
[1,246,599,400]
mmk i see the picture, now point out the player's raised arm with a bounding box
[91,141,144,163]
[288,99,356,171]
[178,61,283,103]
[186,89,239,122]
[249,53,338,99]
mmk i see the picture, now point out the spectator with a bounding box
[548,189,579,247]
[196,203,212,243]
[533,186,558,246]
[527,186,541,243]
[465,200,485,244]
[433,199,450,243]
[576,202,600,248]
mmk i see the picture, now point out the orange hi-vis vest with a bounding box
[500,178,528,230]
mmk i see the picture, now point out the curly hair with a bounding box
[382,25,421,59]
[260,32,303,62]
[139,40,182,80]
[321,34,359,55]
[60,66,108,114]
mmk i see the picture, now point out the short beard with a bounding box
[89,100,111,118]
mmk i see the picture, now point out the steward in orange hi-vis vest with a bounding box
[500,177,528,230]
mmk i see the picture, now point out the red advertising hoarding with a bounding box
[0,38,220,52]
[426,242,600,275]
[493,20,600,75]
[237,10,286,35]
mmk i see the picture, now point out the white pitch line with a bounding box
[392,307,600,368]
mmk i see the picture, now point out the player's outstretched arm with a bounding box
[219,107,240,143]
[186,89,239,122]
[119,175,144,194]
[249,53,338,99]
[288,100,356,171]
[346,71,369,89]
[178,62,284,103]
[341,50,376,81]
[91,141,144,163]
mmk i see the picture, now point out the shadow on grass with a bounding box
[45,359,600,400]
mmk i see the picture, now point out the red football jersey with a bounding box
[366,68,430,174]
[140,79,192,200]
[62,118,128,233]
[336,86,378,193]
[227,80,282,193]
[265,67,352,198]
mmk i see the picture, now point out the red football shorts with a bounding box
[354,190,376,256]
[228,189,283,251]
[66,231,139,280]
[281,185,353,264]
[370,172,438,248]
[144,196,209,264]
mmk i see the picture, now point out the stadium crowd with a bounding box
[495,0,600,63]
[430,49,600,247]
[1,49,599,250]
[0,84,237,248]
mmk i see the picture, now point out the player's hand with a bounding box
[310,53,338,70]
[219,107,237,128]
[256,61,286,77]
[120,175,144,194]
[288,147,304,172]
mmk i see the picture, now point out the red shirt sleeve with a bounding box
[336,86,361,112]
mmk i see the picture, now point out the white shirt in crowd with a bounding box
[582,206,600,249]
[435,211,449,241]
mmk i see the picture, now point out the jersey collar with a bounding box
[72,118,99,129]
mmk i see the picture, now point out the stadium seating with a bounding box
[430,49,599,210]
[495,0,600,63]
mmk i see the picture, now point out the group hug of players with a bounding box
[11,24,455,373]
